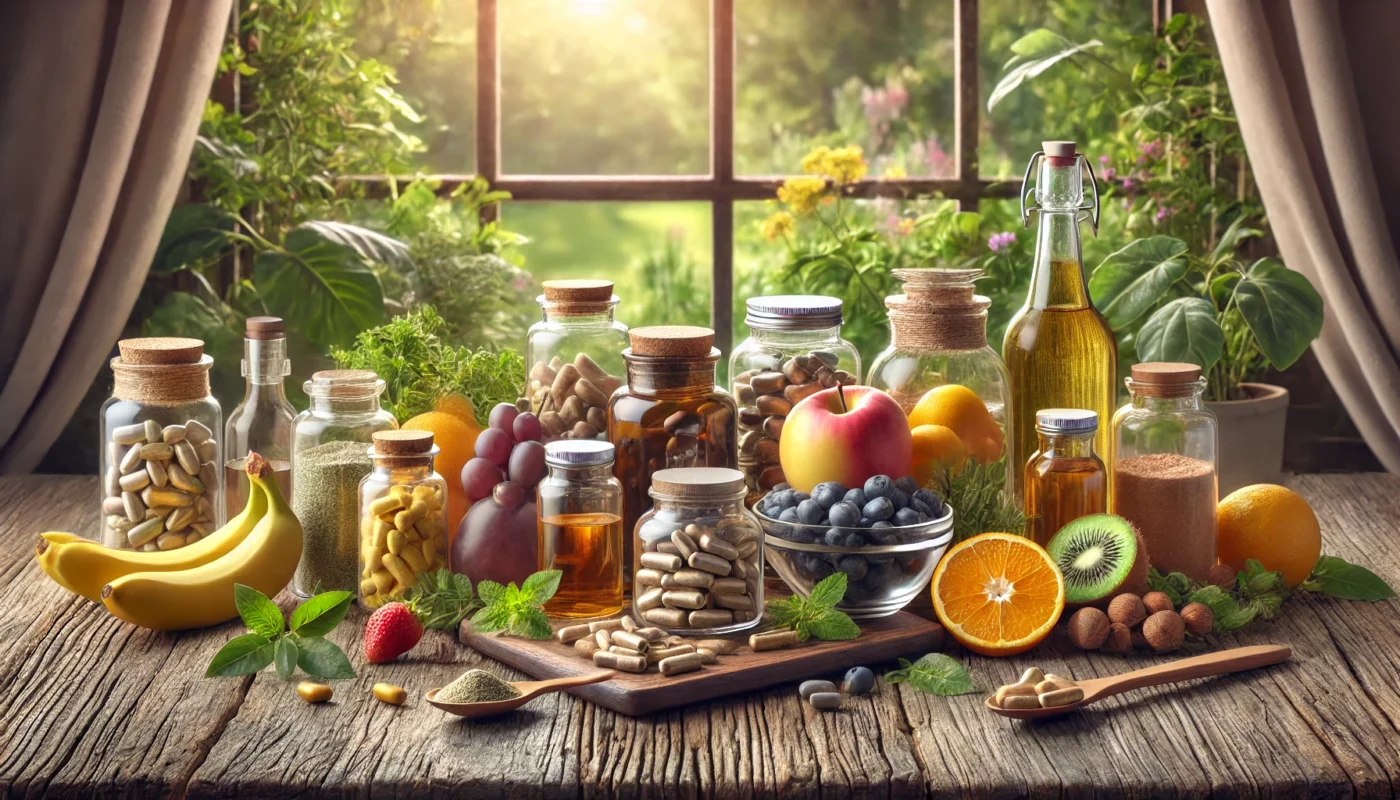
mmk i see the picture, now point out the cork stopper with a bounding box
[541,279,614,304]
[884,269,989,351]
[1043,140,1077,157]
[117,337,204,365]
[244,316,285,340]
[649,468,746,499]
[628,326,715,358]
[372,429,434,455]
[1130,362,1204,398]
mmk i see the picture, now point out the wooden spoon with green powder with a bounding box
[427,668,614,718]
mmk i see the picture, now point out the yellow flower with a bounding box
[801,146,832,176]
[777,176,828,215]
[822,145,868,185]
[760,211,795,242]
[883,165,908,179]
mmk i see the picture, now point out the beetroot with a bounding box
[452,496,537,587]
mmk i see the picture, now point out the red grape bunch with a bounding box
[451,403,547,586]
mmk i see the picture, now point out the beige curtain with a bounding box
[0,0,232,474]
[1206,0,1400,472]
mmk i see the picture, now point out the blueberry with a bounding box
[783,527,816,544]
[871,520,893,529]
[837,555,869,581]
[779,507,800,523]
[909,498,932,516]
[772,489,796,510]
[812,481,845,510]
[862,496,894,521]
[842,666,876,695]
[798,553,834,580]
[774,482,791,492]
[863,528,898,546]
[914,512,930,523]
[893,507,922,527]
[842,487,867,508]
[796,498,825,525]
[790,491,811,504]
[913,488,942,509]
[843,532,865,548]
[824,527,847,547]
[828,501,861,529]
[890,488,910,510]
[894,476,919,495]
[866,560,902,585]
[844,582,872,602]
[863,475,894,499]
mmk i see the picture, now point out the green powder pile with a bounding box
[292,439,372,594]
[437,669,521,703]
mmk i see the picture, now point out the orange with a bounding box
[402,408,480,534]
[910,424,967,485]
[931,532,1065,656]
[1217,484,1321,587]
[907,384,1005,464]
[435,393,482,428]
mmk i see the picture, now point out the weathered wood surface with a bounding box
[1,473,1398,798]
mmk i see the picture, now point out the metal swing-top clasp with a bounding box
[1019,140,1101,237]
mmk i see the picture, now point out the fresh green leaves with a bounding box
[988,30,1103,111]
[1089,236,1190,329]
[254,228,386,350]
[1136,297,1225,369]
[207,585,356,680]
[1233,258,1325,370]
[927,459,1024,542]
[408,568,481,630]
[152,204,237,274]
[885,654,976,696]
[468,570,561,640]
[766,573,861,642]
[1301,556,1397,601]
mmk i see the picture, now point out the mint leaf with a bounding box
[234,584,283,638]
[296,636,356,679]
[765,595,803,628]
[520,570,562,605]
[289,590,354,637]
[206,633,275,677]
[1301,556,1397,600]
[805,609,860,641]
[477,580,507,606]
[808,572,847,609]
[409,569,479,630]
[885,653,975,696]
[469,603,511,633]
[274,635,298,680]
[513,607,553,640]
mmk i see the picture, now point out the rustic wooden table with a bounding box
[3,474,1399,798]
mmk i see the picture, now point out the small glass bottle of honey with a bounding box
[537,440,624,618]
[1023,409,1106,545]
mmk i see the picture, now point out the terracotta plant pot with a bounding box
[1206,382,1289,496]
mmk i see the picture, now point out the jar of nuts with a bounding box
[729,296,860,503]
[358,430,448,609]
[524,279,628,443]
[634,468,762,635]
[608,326,737,568]
[98,338,223,550]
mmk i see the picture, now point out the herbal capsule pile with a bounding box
[104,419,219,551]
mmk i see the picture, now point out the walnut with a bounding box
[1209,563,1237,589]
[1142,591,1175,615]
[1180,603,1215,637]
[1067,608,1111,650]
[1108,594,1148,628]
[1102,622,1133,654]
[1143,610,1185,652]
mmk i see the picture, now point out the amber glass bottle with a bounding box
[1024,409,1106,545]
[1004,140,1116,476]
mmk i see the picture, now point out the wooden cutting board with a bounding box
[458,611,944,716]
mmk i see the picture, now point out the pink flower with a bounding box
[1156,206,1174,222]
[924,136,952,178]
[1139,139,1163,158]
[1101,167,1116,181]
[1121,177,1136,191]
[1098,154,1111,165]
[987,231,1016,253]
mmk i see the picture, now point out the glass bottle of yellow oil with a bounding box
[1003,140,1116,479]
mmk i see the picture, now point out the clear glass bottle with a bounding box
[1024,409,1106,545]
[608,326,737,572]
[1004,140,1117,478]
[98,337,223,550]
[290,370,398,597]
[224,317,295,520]
[537,439,624,619]
[633,468,762,635]
[1111,362,1219,580]
[358,430,448,609]
[729,295,860,504]
[866,268,1014,494]
[524,279,629,443]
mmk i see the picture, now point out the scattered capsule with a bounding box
[373,682,407,706]
[297,682,333,704]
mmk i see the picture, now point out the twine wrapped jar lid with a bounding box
[111,337,213,403]
[1129,362,1204,398]
[744,295,843,331]
[649,467,746,500]
[538,279,618,316]
[884,268,991,351]
[626,326,716,359]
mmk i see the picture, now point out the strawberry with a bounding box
[363,601,423,663]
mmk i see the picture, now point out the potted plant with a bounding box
[1088,219,1324,492]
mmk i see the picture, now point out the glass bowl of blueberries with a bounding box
[754,474,954,619]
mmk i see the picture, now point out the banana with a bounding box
[35,478,269,603]
[100,453,303,630]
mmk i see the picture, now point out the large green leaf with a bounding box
[152,204,237,274]
[298,220,415,274]
[1089,236,1190,329]
[254,228,385,349]
[1136,297,1224,369]
[988,33,1102,112]
[1233,258,1323,370]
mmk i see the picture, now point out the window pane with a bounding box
[500,0,709,175]
[736,0,955,178]
[352,0,477,173]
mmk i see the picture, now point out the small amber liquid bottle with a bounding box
[537,439,625,618]
[1024,409,1106,545]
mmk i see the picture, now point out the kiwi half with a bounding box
[1045,514,1150,608]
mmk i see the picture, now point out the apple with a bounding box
[779,385,913,494]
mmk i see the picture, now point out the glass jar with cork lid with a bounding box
[98,337,223,550]
[633,467,763,635]
[865,268,1014,495]
[224,316,295,520]
[608,325,737,554]
[729,295,860,504]
[358,430,448,609]
[1110,362,1218,580]
[524,279,629,443]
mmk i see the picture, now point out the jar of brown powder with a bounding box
[1110,362,1218,580]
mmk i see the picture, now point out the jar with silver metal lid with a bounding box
[1023,409,1106,546]
[537,439,624,618]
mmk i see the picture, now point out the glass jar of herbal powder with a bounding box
[359,430,448,609]
[290,370,397,597]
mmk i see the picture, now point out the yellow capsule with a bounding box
[297,682,332,704]
[369,494,405,517]
[373,682,408,706]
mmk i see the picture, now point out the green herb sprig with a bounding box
[885,653,976,696]
[927,459,1024,543]
[408,568,481,631]
[765,573,861,641]
[206,585,356,680]
[468,570,562,640]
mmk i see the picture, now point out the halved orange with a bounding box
[931,532,1065,657]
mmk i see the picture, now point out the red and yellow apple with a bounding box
[779,385,913,493]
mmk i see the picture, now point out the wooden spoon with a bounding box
[986,644,1291,720]
[427,670,614,718]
